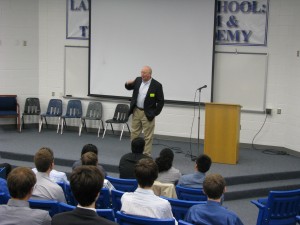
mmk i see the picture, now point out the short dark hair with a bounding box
[203,174,225,199]
[70,166,104,207]
[81,144,98,156]
[196,154,212,173]
[81,152,98,166]
[155,148,174,172]
[7,167,36,199]
[135,158,158,188]
[131,137,145,153]
[34,147,54,172]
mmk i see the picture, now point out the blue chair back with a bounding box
[161,196,205,221]
[28,199,59,217]
[58,202,115,221]
[0,167,6,179]
[176,185,207,201]
[111,189,125,213]
[0,192,10,204]
[45,99,62,116]
[251,189,300,225]
[106,176,138,192]
[115,211,176,225]
[96,188,111,209]
[64,100,82,117]
[178,220,193,225]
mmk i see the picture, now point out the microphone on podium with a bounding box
[197,85,207,90]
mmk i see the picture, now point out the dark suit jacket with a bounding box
[51,207,117,225]
[125,77,164,121]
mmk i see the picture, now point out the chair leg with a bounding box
[60,118,64,134]
[57,117,61,133]
[110,123,114,134]
[102,124,108,139]
[39,116,43,132]
[83,119,88,133]
[97,121,101,138]
[20,115,24,132]
[120,124,125,140]
[79,119,83,136]
[126,123,131,133]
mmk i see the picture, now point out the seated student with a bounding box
[31,147,66,203]
[185,174,244,225]
[32,168,69,185]
[72,144,107,176]
[119,137,151,179]
[0,162,12,179]
[52,166,117,225]
[0,167,51,225]
[155,148,181,184]
[177,154,212,188]
[121,158,175,220]
[81,152,115,192]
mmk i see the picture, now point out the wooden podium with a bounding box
[204,103,241,165]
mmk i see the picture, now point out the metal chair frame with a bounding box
[39,99,62,133]
[79,101,104,137]
[60,100,82,134]
[102,104,131,140]
[20,97,40,132]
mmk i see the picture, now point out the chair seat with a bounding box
[0,111,18,116]
[105,118,128,123]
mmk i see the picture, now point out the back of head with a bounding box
[203,174,225,199]
[81,152,98,166]
[7,167,36,199]
[135,158,158,188]
[131,137,145,153]
[155,148,174,172]
[81,144,98,156]
[70,165,104,207]
[34,147,54,172]
[196,154,212,173]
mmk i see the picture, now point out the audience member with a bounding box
[0,162,12,179]
[81,152,115,192]
[155,148,181,184]
[121,158,175,220]
[31,147,66,203]
[0,167,51,225]
[185,174,244,225]
[119,137,151,178]
[177,154,212,188]
[72,144,107,176]
[52,165,117,225]
[32,168,69,185]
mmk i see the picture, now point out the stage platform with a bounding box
[1,127,300,201]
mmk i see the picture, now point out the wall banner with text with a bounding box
[215,0,269,46]
[66,0,89,39]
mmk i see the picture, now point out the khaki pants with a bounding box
[131,108,155,156]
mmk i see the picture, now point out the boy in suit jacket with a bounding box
[52,166,117,225]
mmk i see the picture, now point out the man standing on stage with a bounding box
[125,66,164,156]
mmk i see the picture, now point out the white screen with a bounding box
[90,0,215,103]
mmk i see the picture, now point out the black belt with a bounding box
[136,107,144,111]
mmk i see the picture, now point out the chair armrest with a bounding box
[250,200,266,209]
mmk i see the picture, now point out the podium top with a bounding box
[205,102,242,108]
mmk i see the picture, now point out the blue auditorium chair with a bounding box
[106,175,138,192]
[161,196,205,221]
[175,185,207,201]
[115,211,175,225]
[251,189,300,225]
[28,199,59,217]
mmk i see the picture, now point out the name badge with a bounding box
[150,93,155,97]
